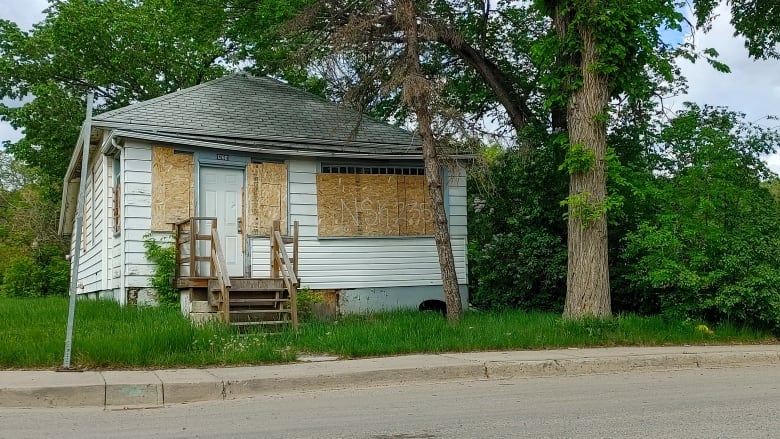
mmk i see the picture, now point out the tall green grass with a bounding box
[278,311,775,357]
[0,297,775,369]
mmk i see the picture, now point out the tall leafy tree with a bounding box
[623,104,780,330]
[0,0,234,180]
[532,0,684,317]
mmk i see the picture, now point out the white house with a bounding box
[58,74,468,324]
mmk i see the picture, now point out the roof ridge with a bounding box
[93,74,238,121]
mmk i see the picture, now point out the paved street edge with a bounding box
[1,346,778,409]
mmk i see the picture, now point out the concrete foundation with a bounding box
[337,285,468,314]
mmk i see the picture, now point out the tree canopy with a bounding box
[0,0,233,179]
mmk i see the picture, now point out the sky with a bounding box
[0,0,778,172]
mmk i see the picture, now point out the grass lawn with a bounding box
[1,297,776,369]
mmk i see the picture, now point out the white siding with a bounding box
[77,151,106,293]
[254,159,468,290]
[447,164,468,240]
[95,144,469,294]
[121,140,156,288]
[250,237,272,277]
[251,236,467,289]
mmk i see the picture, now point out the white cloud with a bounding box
[0,123,22,146]
[0,0,48,31]
[767,153,780,172]
[671,4,780,174]
[0,97,24,146]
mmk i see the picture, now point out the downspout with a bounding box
[63,92,94,369]
[112,137,127,305]
[100,142,109,295]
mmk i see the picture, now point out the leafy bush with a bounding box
[470,229,566,311]
[0,245,69,297]
[44,256,71,295]
[621,105,780,332]
[296,287,324,322]
[1,256,45,297]
[143,235,179,306]
[468,142,568,312]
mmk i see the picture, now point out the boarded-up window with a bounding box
[151,146,194,231]
[317,171,433,237]
[246,162,288,235]
[112,181,121,234]
[81,172,93,250]
[112,156,121,235]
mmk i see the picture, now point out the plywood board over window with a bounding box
[317,173,433,237]
[246,162,288,235]
[151,146,194,231]
[112,181,121,234]
[398,175,434,235]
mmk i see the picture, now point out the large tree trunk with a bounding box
[562,24,611,318]
[549,0,611,318]
[397,0,464,322]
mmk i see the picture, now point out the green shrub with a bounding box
[296,287,324,322]
[468,143,568,312]
[470,229,566,311]
[143,235,179,306]
[0,245,69,297]
[1,256,45,297]
[44,256,71,295]
[621,105,780,332]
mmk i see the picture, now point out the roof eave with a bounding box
[91,118,421,147]
[111,129,426,161]
[58,127,86,236]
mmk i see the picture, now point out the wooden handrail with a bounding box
[271,221,299,329]
[174,217,234,324]
[273,230,299,287]
[211,226,231,323]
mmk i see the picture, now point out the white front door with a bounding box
[199,166,244,277]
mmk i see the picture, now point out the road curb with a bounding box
[484,351,780,379]
[0,371,105,408]
[1,348,778,409]
[219,364,488,400]
[103,371,163,409]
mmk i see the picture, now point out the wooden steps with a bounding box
[208,277,292,328]
[229,298,290,305]
[175,218,299,330]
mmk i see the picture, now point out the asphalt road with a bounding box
[1,365,778,438]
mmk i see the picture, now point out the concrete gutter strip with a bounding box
[445,346,780,379]
[102,371,163,409]
[1,346,778,409]
[0,371,105,408]
[211,354,486,400]
[154,369,225,405]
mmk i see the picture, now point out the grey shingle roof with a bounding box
[93,74,421,157]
